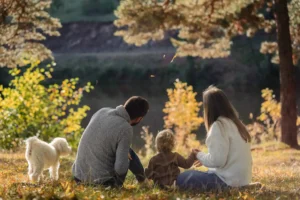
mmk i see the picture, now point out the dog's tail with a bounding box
[25,136,39,157]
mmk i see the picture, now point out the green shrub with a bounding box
[0,60,93,150]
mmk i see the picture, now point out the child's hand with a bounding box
[192,149,200,155]
[191,149,200,161]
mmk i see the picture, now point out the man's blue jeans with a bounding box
[113,148,145,186]
[176,170,228,191]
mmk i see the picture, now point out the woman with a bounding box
[176,86,252,191]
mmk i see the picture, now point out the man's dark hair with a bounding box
[124,96,149,120]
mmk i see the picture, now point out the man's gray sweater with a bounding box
[72,105,133,184]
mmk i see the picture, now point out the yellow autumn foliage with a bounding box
[248,88,300,144]
[0,60,93,150]
[139,126,155,160]
[163,80,203,153]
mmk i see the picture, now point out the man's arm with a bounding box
[114,128,132,177]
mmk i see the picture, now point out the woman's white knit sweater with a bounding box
[197,117,252,187]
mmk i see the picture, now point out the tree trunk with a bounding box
[274,0,298,148]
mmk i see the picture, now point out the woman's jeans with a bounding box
[176,170,228,191]
[75,148,145,187]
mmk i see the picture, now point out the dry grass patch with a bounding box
[0,147,300,199]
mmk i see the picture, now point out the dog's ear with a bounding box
[59,143,64,152]
[52,138,71,155]
[52,139,63,153]
[59,140,71,155]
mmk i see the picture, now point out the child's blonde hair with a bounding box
[155,129,175,153]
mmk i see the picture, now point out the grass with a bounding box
[1,146,300,199]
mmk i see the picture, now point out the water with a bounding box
[80,84,265,150]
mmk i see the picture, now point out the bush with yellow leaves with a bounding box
[248,88,300,144]
[0,60,93,150]
[163,80,203,154]
[138,126,155,161]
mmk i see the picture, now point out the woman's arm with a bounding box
[197,121,229,168]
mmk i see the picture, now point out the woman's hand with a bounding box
[191,149,202,167]
[193,160,203,167]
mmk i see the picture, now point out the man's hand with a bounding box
[139,179,153,189]
[128,153,132,160]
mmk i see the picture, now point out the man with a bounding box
[72,96,149,187]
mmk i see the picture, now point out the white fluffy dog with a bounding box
[25,136,72,182]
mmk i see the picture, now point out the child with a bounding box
[145,129,197,188]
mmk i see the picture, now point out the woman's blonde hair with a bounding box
[203,86,251,143]
[155,129,175,153]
